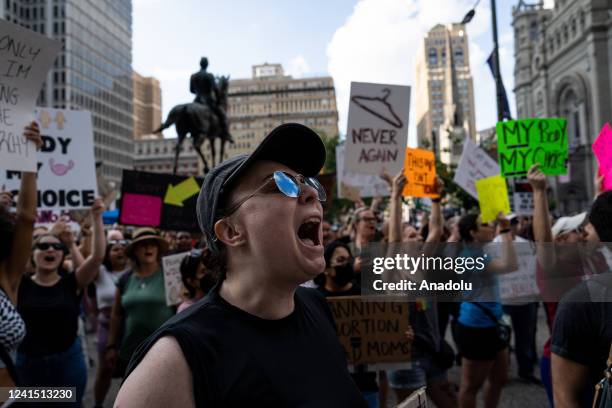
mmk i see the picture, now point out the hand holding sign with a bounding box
[526,164,547,192]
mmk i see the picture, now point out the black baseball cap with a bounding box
[196,123,326,253]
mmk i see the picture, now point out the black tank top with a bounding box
[125,284,367,407]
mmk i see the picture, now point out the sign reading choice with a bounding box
[326,296,411,366]
[0,20,61,172]
[0,109,98,212]
[496,118,568,177]
[344,82,410,175]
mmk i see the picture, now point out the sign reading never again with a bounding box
[119,170,203,232]
[496,118,568,177]
[326,296,411,365]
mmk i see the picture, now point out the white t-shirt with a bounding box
[95,265,129,309]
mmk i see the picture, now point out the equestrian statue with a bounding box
[155,57,233,174]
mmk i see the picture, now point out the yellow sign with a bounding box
[475,175,510,223]
[164,177,200,207]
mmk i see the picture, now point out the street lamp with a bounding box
[460,0,505,122]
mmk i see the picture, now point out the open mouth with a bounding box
[43,255,56,262]
[297,218,321,247]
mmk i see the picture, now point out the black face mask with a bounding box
[331,263,354,287]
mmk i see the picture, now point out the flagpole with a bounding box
[491,0,504,122]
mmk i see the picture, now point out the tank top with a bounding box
[95,265,129,310]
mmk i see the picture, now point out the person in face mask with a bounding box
[317,240,358,296]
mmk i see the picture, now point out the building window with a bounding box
[428,48,438,67]
[454,48,464,66]
[560,88,584,147]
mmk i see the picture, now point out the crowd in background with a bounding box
[1,124,612,408]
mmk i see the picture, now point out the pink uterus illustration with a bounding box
[49,158,75,176]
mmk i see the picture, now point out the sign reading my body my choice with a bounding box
[0,20,61,172]
[496,118,568,177]
[344,82,411,175]
[0,109,98,211]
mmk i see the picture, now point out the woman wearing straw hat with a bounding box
[104,227,173,381]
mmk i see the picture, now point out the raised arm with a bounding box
[3,122,42,298]
[527,164,555,269]
[74,198,105,290]
[52,217,85,270]
[425,178,444,244]
[385,169,406,244]
[488,213,518,274]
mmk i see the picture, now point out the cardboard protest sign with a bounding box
[453,138,500,199]
[162,251,189,306]
[119,170,203,232]
[0,21,61,172]
[475,175,510,223]
[512,180,534,216]
[336,144,390,199]
[496,118,568,177]
[402,148,438,198]
[592,123,612,191]
[326,296,411,365]
[344,82,410,175]
[1,109,98,214]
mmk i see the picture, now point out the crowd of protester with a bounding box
[1,123,611,408]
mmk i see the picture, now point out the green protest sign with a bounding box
[496,118,568,177]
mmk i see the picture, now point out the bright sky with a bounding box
[133,0,554,144]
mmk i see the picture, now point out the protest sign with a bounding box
[453,138,500,199]
[162,251,189,307]
[0,109,98,213]
[336,144,390,199]
[120,170,203,232]
[496,118,568,177]
[402,148,438,198]
[0,20,61,172]
[475,175,510,223]
[592,123,612,191]
[344,82,410,175]
[512,180,534,216]
[497,242,539,300]
[326,296,411,365]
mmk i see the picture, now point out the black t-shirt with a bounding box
[125,284,367,408]
[552,273,612,405]
[17,273,82,356]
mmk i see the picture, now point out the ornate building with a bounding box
[512,0,612,213]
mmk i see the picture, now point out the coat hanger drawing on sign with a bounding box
[351,88,404,129]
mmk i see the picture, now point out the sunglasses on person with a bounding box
[109,240,130,246]
[224,171,326,216]
[35,242,65,251]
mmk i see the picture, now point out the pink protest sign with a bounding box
[592,123,612,190]
[120,193,162,227]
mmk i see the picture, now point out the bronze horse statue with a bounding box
[155,76,233,174]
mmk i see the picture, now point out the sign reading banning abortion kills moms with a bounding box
[120,170,203,232]
[0,109,98,211]
[326,297,411,365]
[0,20,61,172]
[345,82,410,175]
[496,118,568,177]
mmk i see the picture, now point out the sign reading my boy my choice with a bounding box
[496,118,568,177]
[344,82,411,175]
[1,109,98,211]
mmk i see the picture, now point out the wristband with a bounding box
[431,198,441,203]
[500,228,511,234]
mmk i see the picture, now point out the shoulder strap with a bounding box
[472,302,500,325]
[117,269,133,295]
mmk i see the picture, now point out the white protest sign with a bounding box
[1,108,98,212]
[0,21,61,171]
[336,143,390,199]
[512,180,534,216]
[344,82,410,174]
[162,251,189,307]
[453,138,500,199]
[490,240,540,300]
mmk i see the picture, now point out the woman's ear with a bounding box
[214,218,245,248]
